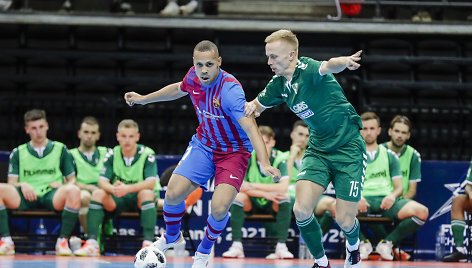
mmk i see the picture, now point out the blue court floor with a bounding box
[0,256,470,268]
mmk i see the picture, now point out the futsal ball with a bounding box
[134,247,166,268]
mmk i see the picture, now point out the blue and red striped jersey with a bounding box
[180,66,252,153]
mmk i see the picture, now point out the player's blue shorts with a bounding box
[173,135,251,191]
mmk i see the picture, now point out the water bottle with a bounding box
[35,219,47,255]
[435,225,445,261]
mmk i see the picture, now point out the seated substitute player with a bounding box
[73,119,159,256]
[0,109,80,256]
[442,157,472,262]
[124,40,280,268]
[223,125,292,259]
[358,112,429,261]
[70,116,111,234]
[285,120,336,236]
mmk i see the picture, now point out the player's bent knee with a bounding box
[138,189,155,200]
[335,214,356,231]
[91,188,107,200]
[293,202,313,221]
[211,204,230,220]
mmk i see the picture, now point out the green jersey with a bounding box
[245,148,288,206]
[363,145,402,197]
[466,157,472,184]
[100,145,159,190]
[70,146,110,185]
[8,140,75,197]
[257,57,363,152]
[381,143,421,196]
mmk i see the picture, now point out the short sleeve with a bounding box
[257,77,285,108]
[409,150,422,182]
[100,152,114,181]
[466,158,472,184]
[388,152,402,179]
[277,159,288,178]
[222,83,246,121]
[144,153,158,180]
[60,145,76,178]
[179,67,195,93]
[8,148,19,177]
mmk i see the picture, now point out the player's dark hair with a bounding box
[24,109,47,125]
[389,115,411,132]
[259,125,275,138]
[81,116,99,129]
[292,120,307,131]
[360,111,380,127]
[194,40,219,57]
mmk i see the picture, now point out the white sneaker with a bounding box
[160,1,179,16]
[55,237,72,256]
[142,240,153,248]
[152,232,185,253]
[192,252,210,268]
[359,240,373,260]
[73,239,99,257]
[274,243,294,259]
[222,243,244,258]
[376,240,394,261]
[0,237,14,255]
[265,253,277,259]
[179,0,198,15]
[345,247,361,268]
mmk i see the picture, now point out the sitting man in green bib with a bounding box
[358,112,428,261]
[73,119,159,256]
[70,116,111,234]
[222,125,292,259]
[285,120,336,236]
[0,109,80,256]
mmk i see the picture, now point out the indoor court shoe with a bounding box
[376,240,394,261]
[55,238,72,256]
[160,1,179,16]
[192,251,210,268]
[442,250,467,262]
[141,240,153,248]
[393,248,411,261]
[152,232,185,253]
[274,243,294,259]
[312,262,331,268]
[222,243,244,258]
[359,240,373,260]
[0,237,14,255]
[345,247,361,268]
[180,0,198,15]
[73,239,100,257]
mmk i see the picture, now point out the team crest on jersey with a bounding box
[213,98,220,109]
[292,83,298,94]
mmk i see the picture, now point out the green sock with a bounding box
[359,231,367,242]
[59,206,79,238]
[342,218,360,246]
[370,223,388,240]
[276,201,291,243]
[297,214,325,259]
[316,211,335,235]
[0,206,10,237]
[229,202,244,242]
[141,201,157,241]
[451,219,466,247]
[87,201,105,240]
[385,216,424,244]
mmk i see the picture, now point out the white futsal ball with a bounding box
[134,247,166,268]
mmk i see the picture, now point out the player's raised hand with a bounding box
[260,165,281,182]
[346,50,362,70]
[124,91,144,106]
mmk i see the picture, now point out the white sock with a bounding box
[232,241,243,248]
[2,236,13,243]
[86,239,98,247]
[315,255,329,266]
[456,246,466,254]
[346,239,360,251]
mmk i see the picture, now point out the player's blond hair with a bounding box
[361,112,381,127]
[259,125,275,139]
[117,119,139,132]
[265,29,299,53]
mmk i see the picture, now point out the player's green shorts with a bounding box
[297,133,366,202]
[15,187,58,211]
[247,196,276,215]
[111,193,139,214]
[358,196,411,220]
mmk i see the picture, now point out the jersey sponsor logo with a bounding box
[114,175,134,185]
[297,109,314,119]
[213,98,220,109]
[286,82,299,94]
[23,168,57,177]
[368,169,387,179]
[193,90,200,95]
[297,171,306,177]
[229,174,239,180]
[291,101,309,113]
[196,106,225,120]
[281,93,288,98]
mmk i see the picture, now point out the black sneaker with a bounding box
[442,251,467,262]
[345,248,361,267]
[312,262,331,268]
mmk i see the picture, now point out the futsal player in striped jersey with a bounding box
[124,40,281,268]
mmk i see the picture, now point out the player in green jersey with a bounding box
[244,29,364,268]
[73,119,159,256]
[70,116,111,234]
[358,112,428,261]
[223,126,292,259]
[0,109,80,256]
[442,158,472,262]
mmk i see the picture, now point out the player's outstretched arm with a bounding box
[238,116,281,180]
[244,99,266,118]
[124,82,188,106]
[319,50,362,75]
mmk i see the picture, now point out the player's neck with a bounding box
[79,144,96,154]
[366,142,378,152]
[29,139,48,149]
[387,141,403,154]
[283,62,297,81]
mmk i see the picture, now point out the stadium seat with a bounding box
[75,57,116,78]
[123,27,170,51]
[25,56,69,76]
[416,63,460,82]
[25,24,71,49]
[366,62,412,81]
[23,0,64,11]
[122,59,167,78]
[0,24,21,48]
[366,38,412,56]
[366,87,412,107]
[416,39,461,57]
[0,55,17,75]
[75,26,120,51]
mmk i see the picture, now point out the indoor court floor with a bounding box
[0,256,470,268]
